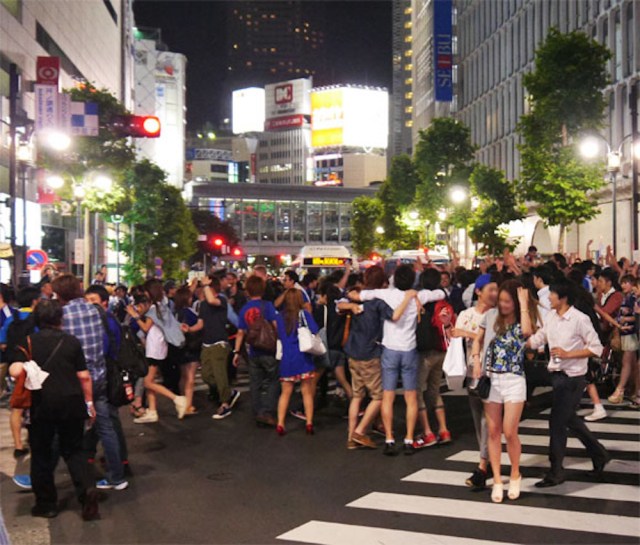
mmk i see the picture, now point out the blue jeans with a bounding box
[92,388,125,484]
[381,348,419,391]
[248,355,280,417]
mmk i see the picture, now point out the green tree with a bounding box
[351,196,383,257]
[413,118,476,225]
[518,29,611,251]
[468,165,525,254]
[119,160,198,284]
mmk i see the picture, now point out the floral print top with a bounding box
[483,322,526,376]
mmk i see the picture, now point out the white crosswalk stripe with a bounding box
[277,409,640,545]
[402,469,640,502]
[540,407,640,420]
[347,493,640,538]
[279,521,503,545]
[448,450,640,474]
[520,418,639,435]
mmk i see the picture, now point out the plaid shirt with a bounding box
[63,298,106,387]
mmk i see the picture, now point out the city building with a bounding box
[408,0,639,258]
[189,180,375,257]
[0,0,135,281]
[389,0,414,160]
[134,27,187,188]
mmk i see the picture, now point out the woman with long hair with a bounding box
[472,280,536,503]
[174,286,200,415]
[275,288,319,435]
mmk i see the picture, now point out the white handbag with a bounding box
[442,336,467,390]
[297,310,327,356]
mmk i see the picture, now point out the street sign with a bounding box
[36,57,60,87]
[34,84,59,131]
[26,249,49,271]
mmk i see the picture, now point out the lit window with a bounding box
[404,36,413,43]
[404,63,413,71]
[405,49,412,57]
[405,106,413,113]
[404,21,412,29]
[405,120,413,127]
[246,61,252,67]
[270,47,277,52]
[233,43,238,49]
[404,7,412,14]
[295,27,300,32]
[405,91,413,99]
[405,77,413,85]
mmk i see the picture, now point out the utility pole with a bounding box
[631,83,639,253]
[8,64,18,288]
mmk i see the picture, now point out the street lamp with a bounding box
[40,129,71,152]
[450,186,468,205]
[579,133,637,255]
[375,226,385,235]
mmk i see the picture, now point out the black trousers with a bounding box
[549,372,608,479]
[29,418,93,509]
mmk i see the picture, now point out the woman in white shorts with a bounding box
[472,280,537,504]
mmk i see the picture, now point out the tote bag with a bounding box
[298,310,327,356]
[442,336,466,390]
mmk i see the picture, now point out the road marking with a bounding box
[347,493,640,537]
[505,434,638,452]
[520,419,639,435]
[278,521,504,545]
[544,408,640,420]
[402,469,640,503]
[447,450,640,474]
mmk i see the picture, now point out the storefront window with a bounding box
[291,201,306,242]
[260,200,276,242]
[225,199,242,236]
[276,201,291,242]
[339,202,352,242]
[324,202,339,242]
[308,202,323,242]
[243,200,258,241]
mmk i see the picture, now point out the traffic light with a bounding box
[231,247,243,258]
[212,237,224,249]
[112,115,161,138]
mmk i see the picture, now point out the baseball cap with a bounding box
[474,273,493,292]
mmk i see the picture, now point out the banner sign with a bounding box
[34,84,59,131]
[434,0,453,102]
[36,56,60,87]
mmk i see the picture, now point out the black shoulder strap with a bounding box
[94,304,117,358]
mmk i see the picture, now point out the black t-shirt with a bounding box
[30,328,87,421]
[199,297,228,345]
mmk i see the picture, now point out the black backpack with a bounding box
[94,305,148,406]
[6,309,36,364]
[416,301,439,353]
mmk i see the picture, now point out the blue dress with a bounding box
[276,310,319,381]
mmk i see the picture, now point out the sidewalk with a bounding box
[0,403,49,545]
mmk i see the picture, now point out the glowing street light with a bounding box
[579,136,601,160]
[375,225,385,235]
[437,209,447,221]
[450,186,467,204]
[408,210,419,220]
[41,130,71,151]
[46,175,65,189]
[93,175,113,193]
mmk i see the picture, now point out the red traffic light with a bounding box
[112,115,161,138]
[213,237,224,247]
[232,247,242,257]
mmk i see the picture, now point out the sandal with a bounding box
[185,406,199,416]
[130,405,146,418]
[508,475,521,500]
[491,482,504,503]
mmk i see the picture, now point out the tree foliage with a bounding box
[119,160,198,284]
[414,118,476,223]
[351,196,383,257]
[468,165,525,254]
[518,29,611,250]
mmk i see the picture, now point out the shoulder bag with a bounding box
[298,310,327,356]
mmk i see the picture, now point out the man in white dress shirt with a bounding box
[527,280,609,487]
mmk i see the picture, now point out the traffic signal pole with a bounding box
[631,83,639,253]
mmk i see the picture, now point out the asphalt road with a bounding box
[1,381,639,545]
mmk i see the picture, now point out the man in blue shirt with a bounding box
[233,276,279,427]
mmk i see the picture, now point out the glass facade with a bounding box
[197,197,355,246]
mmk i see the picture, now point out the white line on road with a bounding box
[402,469,640,503]
[539,408,640,420]
[520,418,639,435]
[447,450,640,474]
[277,521,506,545]
[505,434,638,452]
[347,492,640,538]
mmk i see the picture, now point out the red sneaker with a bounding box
[438,430,452,444]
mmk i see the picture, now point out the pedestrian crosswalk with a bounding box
[277,404,640,545]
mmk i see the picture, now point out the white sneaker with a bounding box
[584,406,607,422]
[174,396,188,419]
[134,410,158,424]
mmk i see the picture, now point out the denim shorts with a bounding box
[381,348,419,391]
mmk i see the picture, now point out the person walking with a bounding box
[275,288,319,435]
[472,280,536,503]
[453,273,499,490]
[129,294,187,423]
[233,276,280,427]
[10,299,99,520]
[527,281,610,487]
[174,286,201,415]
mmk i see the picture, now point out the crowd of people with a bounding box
[0,243,636,519]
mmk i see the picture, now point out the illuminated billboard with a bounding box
[264,78,312,131]
[232,87,265,134]
[311,87,389,149]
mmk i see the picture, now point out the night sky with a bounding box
[133,1,393,130]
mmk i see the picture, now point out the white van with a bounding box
[291,245,354,277]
